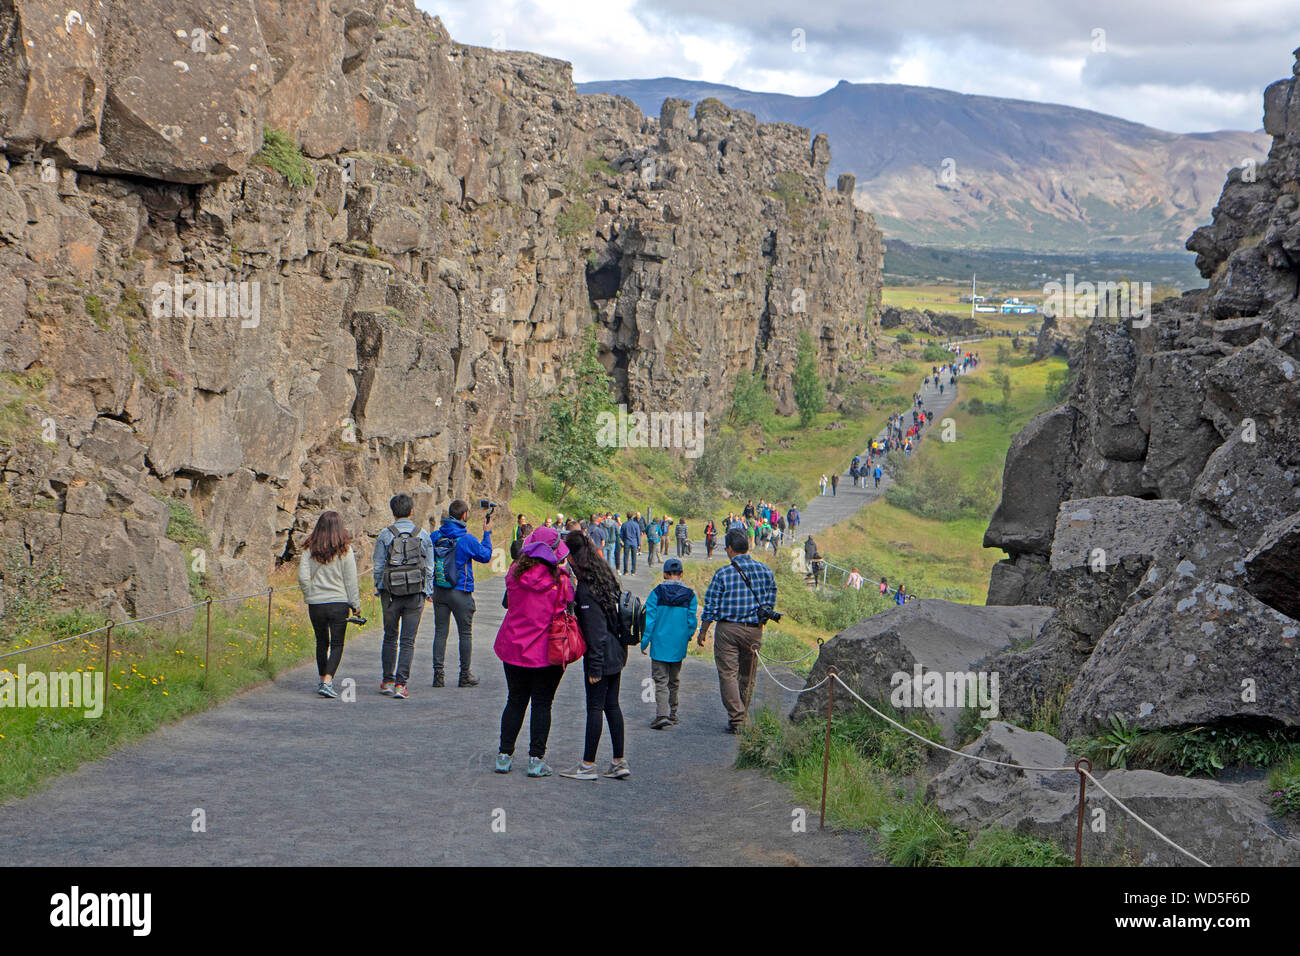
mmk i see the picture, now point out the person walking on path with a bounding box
[786,505,800,536]
[493,527,573,777]
[830,472,839,496]
[559,531,631,781]
[601,513,618,569]
[819,474,828,496]
[298,511,361,699]
[845,567,863,591]
[675,517,690,557]
[704,519,717,558]
[373,493,435,700]
[645,517,662,567]
[620,512,642,575]
[873,464,882,489]
[642,557,697,729]
[430,499,494,688]
[696,529,778,734]
[895,584,908,606]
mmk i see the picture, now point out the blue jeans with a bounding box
[604,544,615,568]
[622,545,637,574]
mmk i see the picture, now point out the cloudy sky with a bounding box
[415,0,1300,133]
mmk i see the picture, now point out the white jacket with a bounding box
[298,548,360,607]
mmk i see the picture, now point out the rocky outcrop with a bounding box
[0,1,882,619]
[790,599,1053,738]
[981,49,1300,740]
[928,722,1300,866]
[879,306,982,338]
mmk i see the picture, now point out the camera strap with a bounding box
[729,558,769,616]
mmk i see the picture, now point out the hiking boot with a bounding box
[602,759,631,780]
[458,672,479,687]
[559,763,598,781]
[526,757,553,778]
[318,681,339,699]
[726,724,742,735]
[379,681,395,696]
[650,715,671,730]
[431,671,445,688]
[494,753,513,774]
[669,714,679,725]
[392,684,409,700]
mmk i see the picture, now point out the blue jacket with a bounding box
[431,518,493,592]
[373,518,435,597]
[645,522,661,543]
[620,518,642,546]
[588,524,606,548]
[641,581,698,663]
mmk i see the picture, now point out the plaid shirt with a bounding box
[701,554,777,625]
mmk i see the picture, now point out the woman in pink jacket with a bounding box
[493,526,572,777]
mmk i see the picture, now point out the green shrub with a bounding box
[729,370,772,427]
[1072,719,1300,777]
[252,128,315,188]
[895,331,914,345]
[556,199,594,239]
[921,344,949,362]
[1268,756,1300,816]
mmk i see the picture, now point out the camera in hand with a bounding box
[479,498,496,518]
[757,605,782,624]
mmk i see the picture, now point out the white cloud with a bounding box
[415,0,1297,131]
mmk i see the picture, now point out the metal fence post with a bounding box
[103,621,113,700]
[821,665,838,830]
[202,597,213,688]
[1074,757,1092,866]
[264,587,273,664]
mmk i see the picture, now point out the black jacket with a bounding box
[575,581,626,680]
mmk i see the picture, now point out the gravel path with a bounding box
[0,367,965,866]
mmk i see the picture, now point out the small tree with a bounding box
[991,369,1013,415]
[792,329,825,427]
[535,326,616,506]
[729,370,771,426]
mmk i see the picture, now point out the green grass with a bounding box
[1072,719,1300,778]
[1268,756,1300,816]
[737,707,1072,866]
[252,127,315,188]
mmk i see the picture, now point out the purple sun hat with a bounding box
[521,525,569,565]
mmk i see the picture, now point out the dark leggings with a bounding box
[500,662,565,758]
[308,602,349,678]
[583,671,624,763]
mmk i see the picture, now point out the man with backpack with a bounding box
[429,499,494,688]
[373,493,436,700]
[675,517,690,557]
[620,512,642,576]
[645,516,662,567]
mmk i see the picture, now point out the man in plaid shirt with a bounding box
[696,528,778,733]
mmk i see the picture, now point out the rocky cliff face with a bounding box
[0,0,882,622]
[983,49,1300,741]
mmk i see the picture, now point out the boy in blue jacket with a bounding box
[641,558,698,729]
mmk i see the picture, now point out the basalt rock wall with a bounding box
[0,0,882,622]
[983,49,1300,740]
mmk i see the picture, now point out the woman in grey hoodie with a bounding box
[298,511,361,698]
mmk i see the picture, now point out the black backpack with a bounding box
[616,591,645,647]
[384,524,427,597]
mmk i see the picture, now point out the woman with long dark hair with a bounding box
[493,526,572,777]
[298,511,360,698]
[559,530,630,780]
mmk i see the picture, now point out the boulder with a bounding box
[984,405,1076,556]
[928,722,1300,866]
[791,600,1054,738]
[1058,578,1300,740]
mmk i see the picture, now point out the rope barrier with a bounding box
[759,671,1217,867]
[754,644,820,665]
[1080,769,1211,867]
[0,563,379,663]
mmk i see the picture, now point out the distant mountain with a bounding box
[578,78,1270,254]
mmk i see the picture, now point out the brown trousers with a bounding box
[714,621,763,727]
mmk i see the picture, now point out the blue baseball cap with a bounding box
[663,558,683,574]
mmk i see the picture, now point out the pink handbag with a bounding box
[547,581,585,667]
